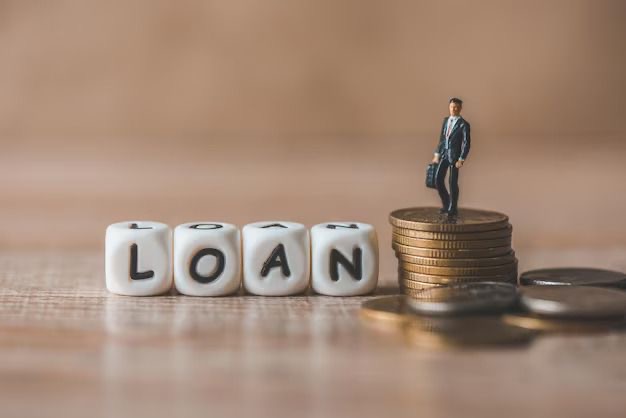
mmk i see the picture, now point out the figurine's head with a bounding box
[449,98,463,117]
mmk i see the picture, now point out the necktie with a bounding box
[446,118,454,138]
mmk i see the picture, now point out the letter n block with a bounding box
[311,222,378,296]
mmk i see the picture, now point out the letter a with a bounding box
[261,244,291,277]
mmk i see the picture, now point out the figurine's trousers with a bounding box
[435,159,459,211]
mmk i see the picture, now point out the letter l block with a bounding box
[105,221,172,296]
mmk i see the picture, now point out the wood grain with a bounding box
[0,250,625,418]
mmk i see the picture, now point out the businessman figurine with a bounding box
[432,98,471,217]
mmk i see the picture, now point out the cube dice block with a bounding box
[105,220,378,297]
[311,222,378,296]
[174,222,241,296]
[242,222,310,296]
[105,221,172,296]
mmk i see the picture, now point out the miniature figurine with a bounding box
[431,97,471,217]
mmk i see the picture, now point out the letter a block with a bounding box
[174,222,241,296]
[311,222,378,296]
[242,222,310,296]
[105,221,172,296]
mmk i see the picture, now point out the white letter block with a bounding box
[105,221,172,296]
[174,222,241,296]
[311,222,378,296]
[243,221,310,296]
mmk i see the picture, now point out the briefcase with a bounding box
[425,163,437,189]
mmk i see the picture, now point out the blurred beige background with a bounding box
[0,0,625,277]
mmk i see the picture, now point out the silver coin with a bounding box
[519,268,626,287]
[520,285,626,318]
[405,282,519,315]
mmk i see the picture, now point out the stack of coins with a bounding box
[389,207,518,297]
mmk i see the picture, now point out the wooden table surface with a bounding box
[1,248,625,418]
[0,135,624,417]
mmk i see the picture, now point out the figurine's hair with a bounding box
[449,97,463,106]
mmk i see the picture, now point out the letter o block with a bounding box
[174,222,241,296]
[243,222,310,296]
[105,221,172,296]
[311,222,378,296]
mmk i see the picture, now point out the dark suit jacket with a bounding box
[435,116,471,163]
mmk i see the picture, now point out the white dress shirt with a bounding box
[446,116,460,139]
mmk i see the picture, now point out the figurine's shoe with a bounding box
[439,208,448,214]
[447,209,458,217]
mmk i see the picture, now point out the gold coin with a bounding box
[399,269,518,285]
[404,282,519,316]
[396,252,516,267]
[502,313,626,333]
[403,316,535,349]
[392,225,512,240]
[398,259,518,276]
[392,233,511,249]
[389,207,509,232]
[401,284,447,299]
[401,281,517,301]
[392,242,513,258]
[400,279,444,292]
[360,296,410,324]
